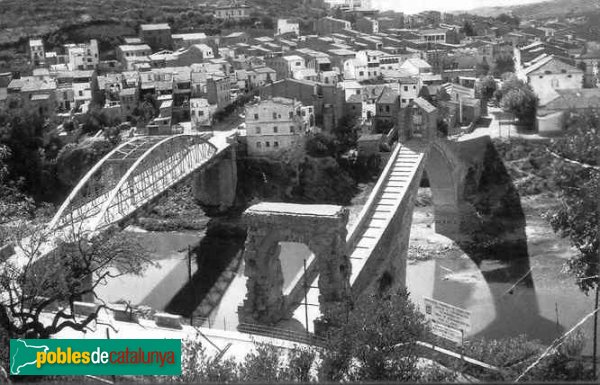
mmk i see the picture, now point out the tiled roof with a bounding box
[542,88,600,110]
[413,97,437,113]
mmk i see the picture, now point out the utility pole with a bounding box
[188,245,193,326]
[594,200,600,380]
[594,268,598,380]
[303,259,309,336]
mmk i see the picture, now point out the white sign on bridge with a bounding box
[424,297,471,344]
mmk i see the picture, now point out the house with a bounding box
[266,55,306,80]
[56,70,97,112]
[64,40,99,71]
[577,41,600,88]
[214,4,251,20]
[343,50,385,82]
[398,77,420,108]
[400,58,432,76]
[140,24,172,51]
[172,33,208,50]
[276,19,300,36]
[28,39,45,67]
[249,67,277,88]
[537,88,600,135]
[345,93,365,119]
[398,97,438,141]
[355,17,379,34]
[244,97,307,156]
[5,76,56,118]
[206,76,231,109]
[315,17,351,35]
[518,55,584,105]
[119,87,138,119]
[190,98,215,129]
[116,45,152,66]
[375,87,399,128]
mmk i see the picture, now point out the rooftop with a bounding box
[119,44,151,52]
[140,23,171,31]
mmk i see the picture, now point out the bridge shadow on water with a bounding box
[431,137,563,344]
[163,218,247,318]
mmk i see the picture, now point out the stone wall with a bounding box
[239,203,349,325]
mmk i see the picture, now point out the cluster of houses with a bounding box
[1,0,599,156]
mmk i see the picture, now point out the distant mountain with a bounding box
[465,0,600,19]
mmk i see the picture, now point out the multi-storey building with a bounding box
[140,24,172,51]
[244,97,307,156]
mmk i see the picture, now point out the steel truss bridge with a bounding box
[7,131,233,268]
[49,133,229,234]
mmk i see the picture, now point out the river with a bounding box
[95,185,597,355]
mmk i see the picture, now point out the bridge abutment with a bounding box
[192,147,237,213]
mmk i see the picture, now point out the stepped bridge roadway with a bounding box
[7,129,237,268]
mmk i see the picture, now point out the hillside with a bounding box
[467,0,600,19]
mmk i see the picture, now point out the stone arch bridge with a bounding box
[239,134,523,328]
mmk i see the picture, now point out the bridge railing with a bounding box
[345,142,402,251]
[237,323,327,347]
[184,316,326,347]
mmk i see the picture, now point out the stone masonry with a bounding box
[239,202,349,326]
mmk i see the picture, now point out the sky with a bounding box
[371,0,547,14]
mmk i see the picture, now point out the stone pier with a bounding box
[239,203,349,326]
[192,146,237,212]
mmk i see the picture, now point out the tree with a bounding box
[462,20,475,37]
[498,76,538,124]
[493,55,515,77]
[173,336,238,383]
[547,109,600,294]
[496,13,520,27]
[476,75,497,101]
[0,211,153,374]
[318,288,427,382]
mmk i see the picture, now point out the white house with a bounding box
[244,97,307,156]
[276,19,300,36]
[190,98,215,129]
[518,55,584,105]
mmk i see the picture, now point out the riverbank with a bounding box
[407,188,597,355]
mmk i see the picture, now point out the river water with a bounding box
[96,185,597,355]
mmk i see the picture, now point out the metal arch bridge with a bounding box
[49,132,228,235]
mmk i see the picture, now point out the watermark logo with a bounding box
[10,339,181,376]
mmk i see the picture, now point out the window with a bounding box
[273,126,278,133]
[568,75,573,78]
[273,112,278,119]
[198,110,204,116]
[539,75,544,79]
[401,98,407,103]
[385,106,390,113]
[404,86,409,91]
[359,71,364,76]
[256,142,262,148]
[290,125,295,133]
[256,127,261,134]
[289,111,293,118]
[78,90,83,96]
[274,141,279,147]
[265,141,270,147]
[254,113,259,120]
[551,79,559,88]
